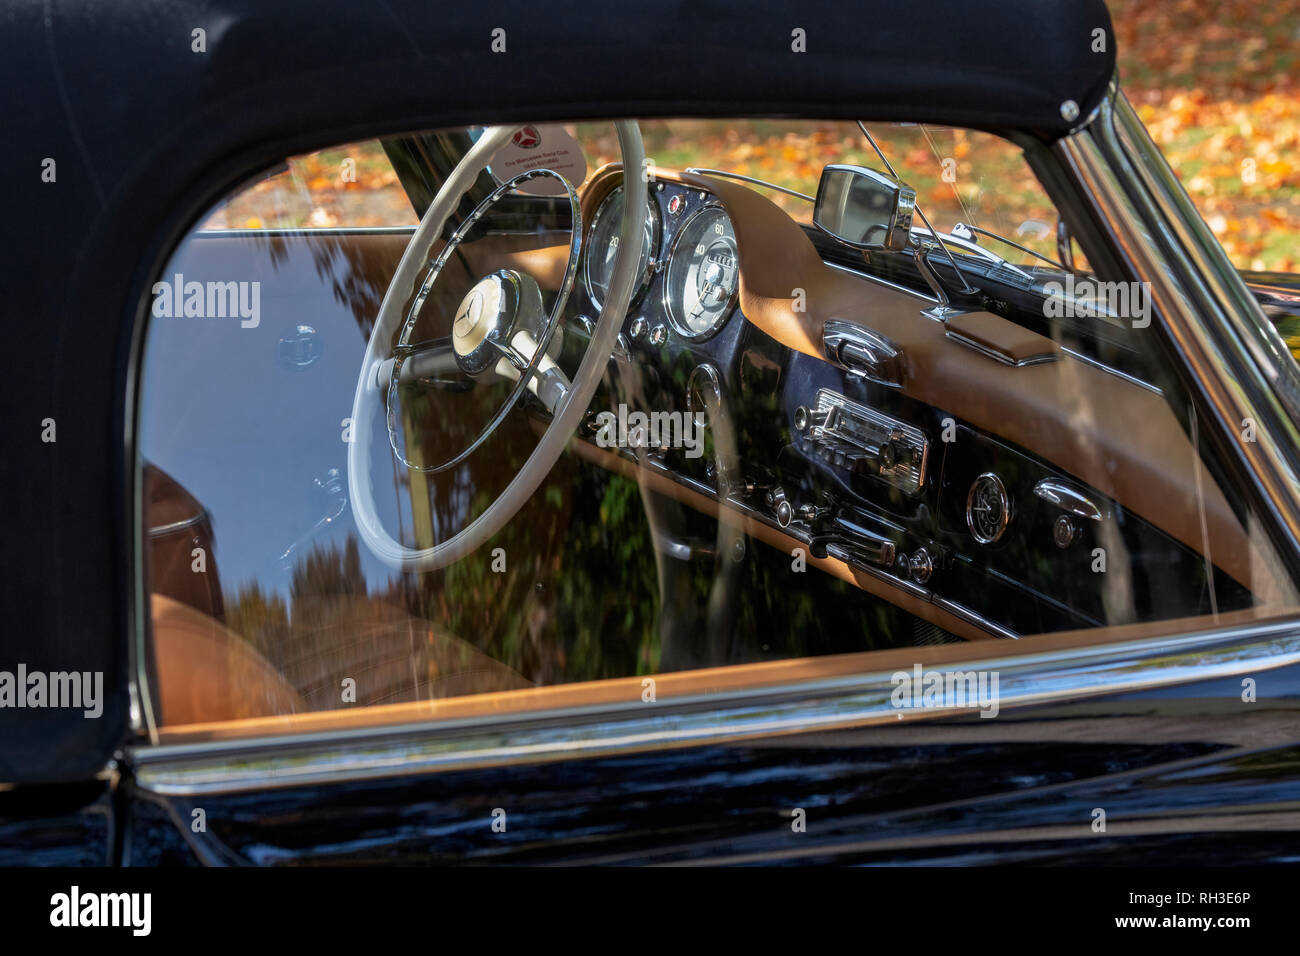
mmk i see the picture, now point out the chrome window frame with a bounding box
[131,89,1300,794]
[134,617,1300,795]
[1055,86,1300,582]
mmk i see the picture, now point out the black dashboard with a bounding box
[554,172,1254,643]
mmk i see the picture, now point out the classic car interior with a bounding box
[138,118,1290,732]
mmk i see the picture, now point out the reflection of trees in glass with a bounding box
[401,463,662,685]
[224,536,374,706]
[223,581,288,665]
[221,451,924,711]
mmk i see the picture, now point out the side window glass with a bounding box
[139,119,1296,735]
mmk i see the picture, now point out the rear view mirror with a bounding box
[814,164,916,252]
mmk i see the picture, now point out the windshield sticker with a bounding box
[490,124,588,196]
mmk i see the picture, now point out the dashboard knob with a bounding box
[767,487,793,528]
[1053,514,1079,548]
[909,548,934,585]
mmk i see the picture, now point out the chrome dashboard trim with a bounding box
[944,329,1059,368]
[132,614,1300,795]
[1059,346,1163,396]
[824,260,941,306]
[931,597,1020,640]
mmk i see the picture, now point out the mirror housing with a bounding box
[814,164,916,252]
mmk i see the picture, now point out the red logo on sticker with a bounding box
[512,126,542,149]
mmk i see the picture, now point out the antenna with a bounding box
[856,121,978,298]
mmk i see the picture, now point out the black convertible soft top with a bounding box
[0,0,1115,781]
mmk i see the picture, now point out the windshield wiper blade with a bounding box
[953,222,1071,271]
[911,225,1034,285]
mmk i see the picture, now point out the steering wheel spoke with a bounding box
[376,337,472,391]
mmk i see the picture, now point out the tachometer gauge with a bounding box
[583,184,660,311]
[665,205,739,340]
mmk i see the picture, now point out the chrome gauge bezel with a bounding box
[966,471,1012,545]
[582,183,661,313]
[663,201,740,342]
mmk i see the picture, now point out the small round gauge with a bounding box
[583,184,660,311]
[966,472,1012,544]
[665,205,739,340]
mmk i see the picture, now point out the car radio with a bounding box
[793,388,930,496]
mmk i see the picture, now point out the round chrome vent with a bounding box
[966,472,1011,544]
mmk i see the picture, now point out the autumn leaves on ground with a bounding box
[209,2,1298,274]
[1114,0,1299,272]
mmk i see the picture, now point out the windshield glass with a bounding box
[571,120,1084,270]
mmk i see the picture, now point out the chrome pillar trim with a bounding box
[131,615,1300,796]
[1054,90,1300,583]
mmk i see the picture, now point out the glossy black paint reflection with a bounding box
[0,781,114,866]
[131,665,1300,865]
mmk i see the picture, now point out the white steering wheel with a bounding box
[348,121,647,571]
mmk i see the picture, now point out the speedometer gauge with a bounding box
[583,185,660,311]
[665,205,739,340]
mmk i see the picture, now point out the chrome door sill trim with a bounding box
[131,615,1300,796]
